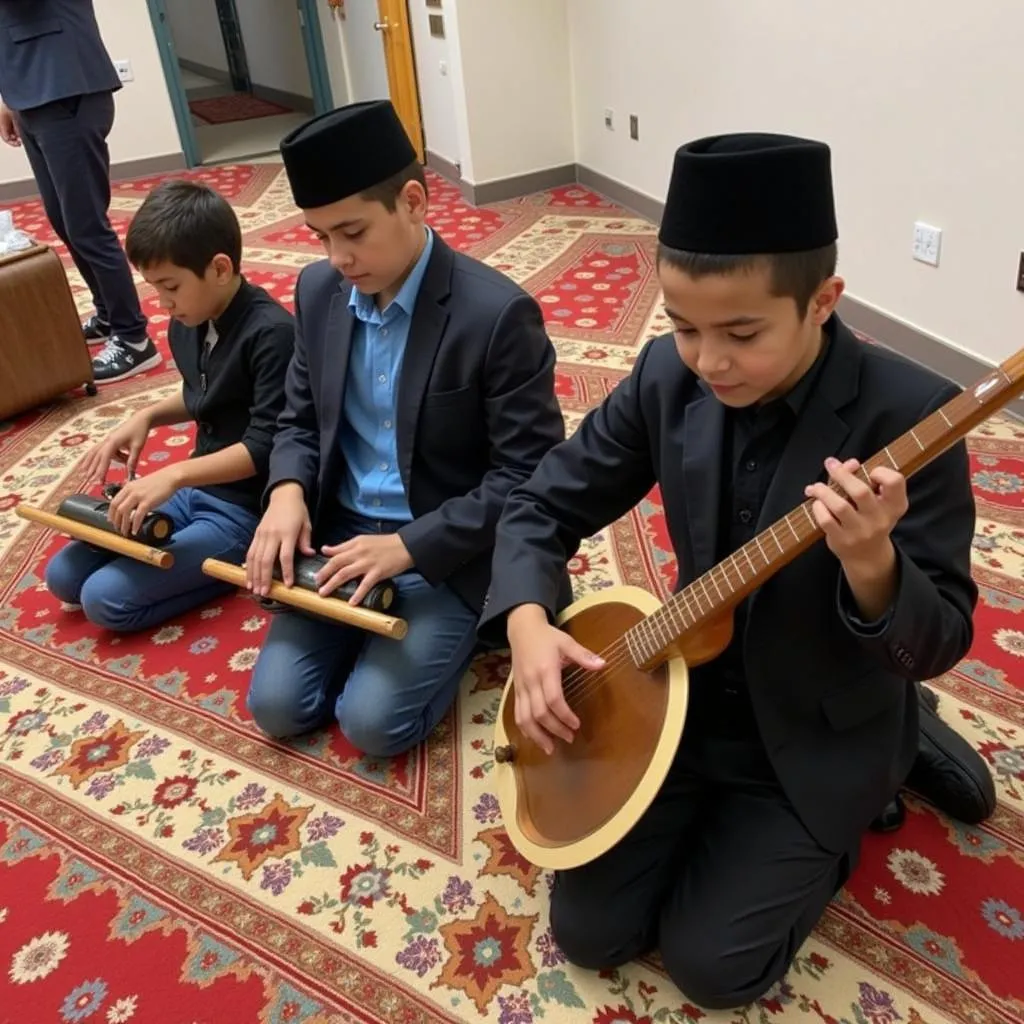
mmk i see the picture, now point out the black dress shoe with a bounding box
[870,794,906,833]
[906,684,997,824]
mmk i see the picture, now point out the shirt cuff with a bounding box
[837,572,895,636]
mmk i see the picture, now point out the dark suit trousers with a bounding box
[16,91,146,341]
[550,730,856,1009]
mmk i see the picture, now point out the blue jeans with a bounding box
[44,487,259,632]
[245,515,479,758]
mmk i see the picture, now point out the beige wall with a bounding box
[0,0,181,189]
[567,0,1024,366]
[408,0,460,165]
[167,0,313,100]
[420,0,575,186]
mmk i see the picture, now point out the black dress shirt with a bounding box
[169,278,295,513]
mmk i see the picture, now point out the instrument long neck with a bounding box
[624,360,1024,669]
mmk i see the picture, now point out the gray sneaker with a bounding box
[92,336,162,384]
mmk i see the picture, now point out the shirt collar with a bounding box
[348,227,435,325]
[211,276,253,336]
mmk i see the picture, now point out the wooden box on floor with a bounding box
[0,243,94,421]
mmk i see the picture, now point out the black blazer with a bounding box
[479,317,978,852]
[266,235,568,615]
[0,0,120,111]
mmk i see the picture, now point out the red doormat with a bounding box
[189,93,293,126]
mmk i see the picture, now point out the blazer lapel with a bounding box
[757,320,863,531]
[396,239,453,488]
[681,389,726,578]
[319,288,355,499]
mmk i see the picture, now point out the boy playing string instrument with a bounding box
[480,134,986,1007]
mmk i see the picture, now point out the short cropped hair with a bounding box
[359,160,429,211]
[126,179,243,276]
[656,242,838,319]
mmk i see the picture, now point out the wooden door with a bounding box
[376,0,425,161]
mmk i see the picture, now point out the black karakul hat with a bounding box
[658,133,838,254]
[279,100,417,209]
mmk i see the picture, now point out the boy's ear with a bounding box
[209,253,235,282]
[809,275,845,325]
[401,179,428,222]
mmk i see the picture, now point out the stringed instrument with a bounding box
[492,348,1024,870]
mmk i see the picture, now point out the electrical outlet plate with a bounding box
[604,108,614,129]
[114,60,134,83]
[912,222,941,266]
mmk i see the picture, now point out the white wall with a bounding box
[237,0,312,100]
[316,3,350,109]
[165,0,227,74]
[167,0,311,100]
[408,1,460,165]
[324,1,390,104]
[567,0,1024,367]
[0,0,181,187]
[452,0,574,185]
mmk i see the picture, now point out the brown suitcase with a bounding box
[0,243,95,421]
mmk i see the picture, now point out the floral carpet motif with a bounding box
[0,166,1022,1024]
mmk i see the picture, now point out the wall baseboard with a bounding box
[576,164,666,224]
[178,57,313,114]
[178,58,231,86]
[252,84,314,115]
[425,150,462,188]
[836,296,1024,419]
[455,163,578,206]
[0,153,187,204]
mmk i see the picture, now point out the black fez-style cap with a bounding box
[658,133,838,255]
[279,99,417,209]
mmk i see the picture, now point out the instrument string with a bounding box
[557,490,825,704]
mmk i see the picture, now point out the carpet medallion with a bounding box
[0,167,1021,1024]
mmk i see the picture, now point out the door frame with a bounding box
[147,0,335,169]
[297,0,334,115]
[146,0,200,168]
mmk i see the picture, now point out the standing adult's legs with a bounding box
[16,93,148,343]
[17,110,106,321]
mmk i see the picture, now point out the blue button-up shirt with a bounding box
[337,228,435,521]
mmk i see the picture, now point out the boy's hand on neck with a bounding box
[804,456,909,622]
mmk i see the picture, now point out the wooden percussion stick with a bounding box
[201,559,408,640]
[16,505,174,569]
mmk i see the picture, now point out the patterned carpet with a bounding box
[0,166,1022,1024]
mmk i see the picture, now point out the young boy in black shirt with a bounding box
[44,180,295,631]
[479,134,980,1007]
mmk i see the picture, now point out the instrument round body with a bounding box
[493,585,689,870]
[273,554,397,612]
[57,494,174,547]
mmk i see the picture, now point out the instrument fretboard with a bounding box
[623,358,1023,669]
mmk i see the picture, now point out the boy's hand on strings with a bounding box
[805,457,908,574]
[506,603,604,755]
